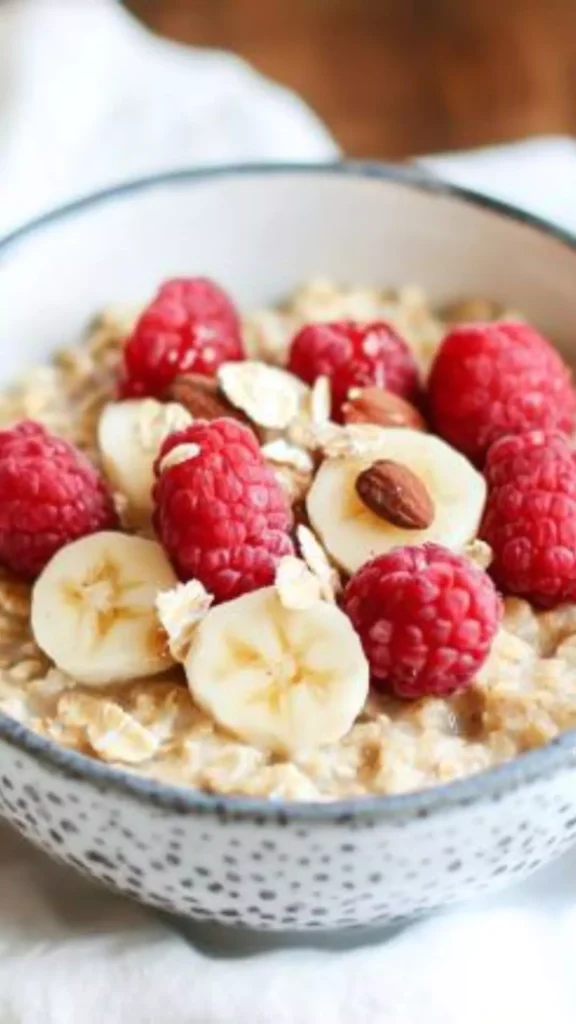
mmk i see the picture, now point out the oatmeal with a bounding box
[0,278,575,800]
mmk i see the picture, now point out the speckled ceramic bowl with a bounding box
[2,163,576,934]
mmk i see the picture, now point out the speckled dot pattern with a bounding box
[1,741,576,932]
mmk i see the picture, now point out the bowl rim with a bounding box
[3,158,576,255]
[2,157,576,824]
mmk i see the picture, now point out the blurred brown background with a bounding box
[126,0,576,159]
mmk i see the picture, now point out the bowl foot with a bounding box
[158,912,420,957]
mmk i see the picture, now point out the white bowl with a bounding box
[2,162,576,935]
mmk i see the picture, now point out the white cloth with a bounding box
[0,0,337,234]
[3,2,576,1022]
[421,135,576,234]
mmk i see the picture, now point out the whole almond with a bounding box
[163,374,243,422]
[355,459,435,529]
[342,387,426,431]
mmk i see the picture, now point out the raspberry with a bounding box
[119,277,245,398]
[428,321,576,463]
[480,430,576,607]
[341,543,501,698]
[287,321,419,422]
[153,419,294,601]
[0,421,118,580]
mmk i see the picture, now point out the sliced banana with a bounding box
[183,587,369,755]
[307,428,486,574]
[98,399,192,522]
[31,533,178,686]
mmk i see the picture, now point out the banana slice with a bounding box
[98,399,192,522]
[31,533,177,686]
[184,587,369,755]
[307,428,486,574]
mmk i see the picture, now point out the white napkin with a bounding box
[421,135,576,233]
[3,2,576,1023]
[0,0,337,234]
[2,820,576,1024]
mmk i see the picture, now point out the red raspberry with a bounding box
[480,430,576,607]
[287,321,419,422]
[428,321,576,464]
[0,421,118,580]
[119,277,245,398]
[341,543,502,699]
[153,419,294,602]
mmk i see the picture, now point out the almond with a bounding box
[163,374,239,421]
[342,387,426,431]
[355,459,435,529]
[442,297,501,324]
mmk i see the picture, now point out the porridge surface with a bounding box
[0,279,573,801]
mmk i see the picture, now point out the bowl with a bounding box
[2,161,576,935]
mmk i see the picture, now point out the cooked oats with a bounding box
[156,581,214,662]
[218,360,309,431]
[275,556,323,611]
[157,442,201,473]
[1,281,575,799]
[296,524,340,603]
[261,439,315,506]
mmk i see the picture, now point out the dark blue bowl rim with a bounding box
[2,158,576,823]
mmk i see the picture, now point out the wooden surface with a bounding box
[126,0,576,160]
